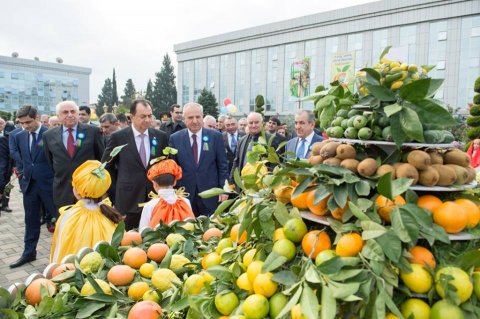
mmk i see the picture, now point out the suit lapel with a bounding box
[71,124,85,159]
[32,127,46,161]
[57,126,71,158]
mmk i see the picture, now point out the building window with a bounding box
[458,16,480,112]
[235,52,247,113]
[324,37,339,87]
[219,54,232,108]
[194,59,206,101]
[428,21,447,82]
[207,57,217,92]
[348,33,363,72]
[182,61,192,105]
[266,47,279,112]
[400,25,417,63]
[305,40,319,110]
[250,49,263,112]
[283,43,302,113]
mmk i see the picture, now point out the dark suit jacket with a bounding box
[223,131,245,174]
[43,123,105,208]
[169,128,228,213]
[0,136,10,193]
[15,127,54,193]
[160,120,186,139]
[285,133,324,159]
[8,127,23,169]
[102,126,168,215]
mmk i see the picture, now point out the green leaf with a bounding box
[360,221,387,240]
[262,251,288,273]
[292,177,313,198]
[408,98,457,128]
[233,168,245,191]
[390,113,407,147]
[360,68,381,83]
[374,289,386,319]
[98,244,120,262]
[301,284,320,319]
[390,207,411,242]
[111,221,125,248]
[76,302,105,318]
[376,173,394,200]
[333,183,348,208]
[376,230,402,262]
[159,249,172,268]
[320,100,336,131]
[199,188,226,199]
[318,256,344,274]
[400,107,424,142]
[421,64,436,73]
[456,249,480,270]
[329,281,361,300]
[206,266,233,282]
[321,286,336,319]
[273,201,290,226]
[109,144,128,158]
[399,78,431,102]
[304,264,322,284]
[213,199,234,216]
[379,46,392,60]
[365,84,396,101]
[84,293,117,303]
[169,297,189,312]
[362,240,385,261]
[348,202,371,222]
[272,270,299,286]
[329,269,364,281]
[384,103,402,117]
[275,286,303,319]
[355,180,370,196]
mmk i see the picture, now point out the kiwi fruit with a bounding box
[376,164,395,178]
[443,149,471,167]
[357,158,379,177]
[392,162,404,173]
[340,159,359,173]
[319,142,340,159]
[395,163,419,185]
[308,155,323,166]
[445,164,469,185]
[335,144,356,160]
[407,150,431,170]
[432,164,457,186]
[428,151,443,165]
[418,166,440,187]
[311,141,329,156]
[323,157,341,166]
[465,166,476,183]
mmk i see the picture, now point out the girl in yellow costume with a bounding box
[50,160,123,263]
[138,159,195,228]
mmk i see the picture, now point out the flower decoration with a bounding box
[151,137,158,156]
[202,135,209,152]
[76,132,86,148]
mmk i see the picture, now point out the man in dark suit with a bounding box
[0,134,10,217]
[0,118,13,212]
[160,104,185,138]
[285,110,324,159]
[222,116,245,173]
[169,102,228,216]
[43,101,105,209]
[103,99,168,230]
[9,105,58,268]
[229,112,282,183]
[79,105,97,126]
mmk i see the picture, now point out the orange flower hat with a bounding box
[147,159,182,181]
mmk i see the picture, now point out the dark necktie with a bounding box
[139,133,147,168]
[30,132,37,154]
[67,128,75,158]
[192,134,198,164]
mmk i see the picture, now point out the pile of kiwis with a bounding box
[309,141,476,187]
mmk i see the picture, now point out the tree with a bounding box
[97,78,113,115]
[197,88,219,118]
[145,79,154,103]
[121,79,136,109]
[152,54,177,117]
[111,68,119,106]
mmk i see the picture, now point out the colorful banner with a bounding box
[290,57,310,98]
[331,51,355,91]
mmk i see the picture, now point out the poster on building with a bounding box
[290,57,310,98]
[331,51,355,91]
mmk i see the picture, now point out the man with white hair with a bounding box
[169,102,228,216]
[203,115,217,129]
[43,101,105,209]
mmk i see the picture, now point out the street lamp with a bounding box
[112,103,118,114]
[102,103,108,113]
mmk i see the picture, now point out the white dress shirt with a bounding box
[188,128,202,163]
[62,124,78,149]
[131,125,150,160]
[29,126,42,150]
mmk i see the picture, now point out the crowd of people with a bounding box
[0,99,325,268]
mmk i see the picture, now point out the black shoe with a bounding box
[10,255,36,268]
[2,207,12,212]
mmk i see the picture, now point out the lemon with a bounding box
[236,272,253,293]
[128,281,150,300]
[184,274,205,295]
[435,267,473,303]
[139,263,155,278]
[181,222,195,231]
[151,268,179,292]
[243,249,257,267]
[242,294,269,319]
[215,291,239,315]
[400,263,433,294]
[142,289,161,303]
[166,233,186,247]
[80,279,112,296]
[79,251,103,274]
[169,254,191,270]
[247,261,264,283]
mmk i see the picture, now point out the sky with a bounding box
[1,0,376,103]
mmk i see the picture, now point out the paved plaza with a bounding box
[0,181,52,289]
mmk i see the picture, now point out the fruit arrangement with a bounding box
[467,76,480,140]
[307,140,476,187]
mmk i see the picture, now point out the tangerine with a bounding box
[274,185,293,203]
[107,265,135,286]
[230,224,247,244]
[290,188,310,210]
[301,230,331,259]
[147,243,169,262]
[375,195,406,222]
[335,233,364,257]
[121,231,143,246]
[123,247,148,269]
[408,246,436,269]
[203,228,223,241]
[128,300,163,319]
[306,191,329,216]
[25,278,57,305]
[432,201,467,234]
[417,195,443,212]
[454,198,480,228]
[51,263,75,278]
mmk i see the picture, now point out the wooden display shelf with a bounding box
[329,138,454,149]
[300,211,479,241]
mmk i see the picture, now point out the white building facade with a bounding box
[175,0,480,116]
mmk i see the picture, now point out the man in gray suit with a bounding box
[43,101,105,209]
[285,110,323,159]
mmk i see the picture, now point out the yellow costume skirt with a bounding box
[50,200,117,263]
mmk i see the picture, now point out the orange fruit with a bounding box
[301,230,331,259]
[128,281,150,300]
[331,203,348,220]
[107,265,135,286]
[128,300,163,319]
[375,195,406,222]
[25,278,57,305]
[335,233,364,257]
[147,243,169,262]
[51,263,75,278]
[306,191,329,216]
[121,231,143,246]
[408,246,436,269]
[230,224,247,244]
[202,228,223,241]
[417,195,443,212]
[432,201,467,234]
[290,188,310,210]
[123,247,148,269]
[454,199,480,228]
[274,186,293,203]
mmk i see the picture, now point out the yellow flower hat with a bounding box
[72,160,111,199]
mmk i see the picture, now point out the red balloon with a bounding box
[223,98,231,106]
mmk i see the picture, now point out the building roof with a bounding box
[0,55,91,75]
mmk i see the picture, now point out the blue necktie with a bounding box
[230,134,237,153]
[296,138,306,159]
